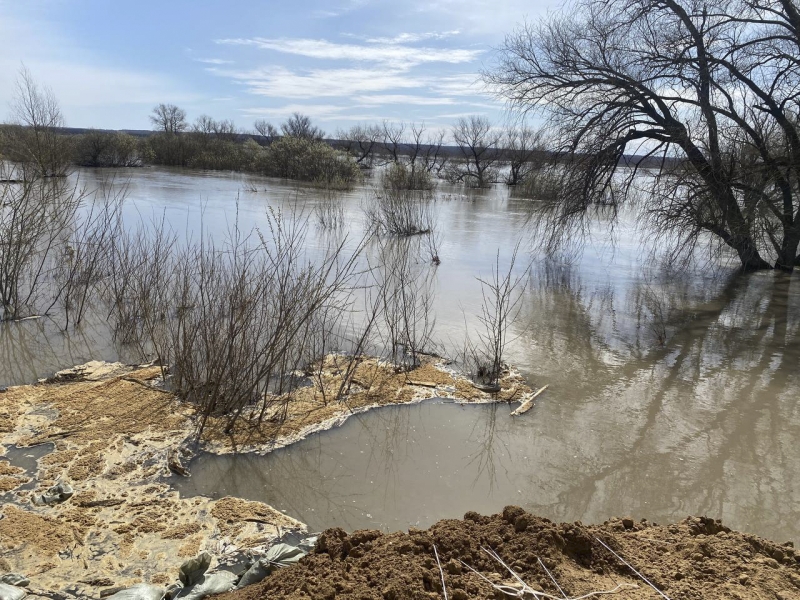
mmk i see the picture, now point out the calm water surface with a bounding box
[2,167,799,544]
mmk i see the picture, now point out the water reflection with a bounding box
[176,270,800,544]
[1,167,798,545]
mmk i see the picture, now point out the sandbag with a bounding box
[297,535,319,553]
[0,576,28,588]
[235,542,307,588]
[32,482,74,506]
[104,584,164,600]
[176,572,237,600]
[178,552,212,587]
[0,583,26,600]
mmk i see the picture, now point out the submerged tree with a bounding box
[448,116,501,188]
[486,0,800,271]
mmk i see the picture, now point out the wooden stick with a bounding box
[511,385,548,416]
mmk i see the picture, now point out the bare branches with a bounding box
[150,104,187,134]
[281,113,325,141]
[486,0,800,270]
[0,168,86,321]
[447,116,502,188]
[461,244,529,390]
[3,67,71,177]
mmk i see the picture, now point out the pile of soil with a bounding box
[220,506,800,600]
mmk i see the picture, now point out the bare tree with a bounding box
[381,121,406,163]
[281,112,325,140]
[486,0,800,271]
[449,116,501,187]
[337,124,383,166]
[422,129,448,175]
[192,115,216,146]
[503,124,545,186]
[150,104,187,134]
[212,118,239,142]
[4,67,71,177]
[253,119,278,144]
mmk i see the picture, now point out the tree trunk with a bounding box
[776,228,800,272]
[730,236,772,271]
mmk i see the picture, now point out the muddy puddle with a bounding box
[1,443,53,493]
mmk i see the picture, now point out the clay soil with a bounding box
[220,507,800,600]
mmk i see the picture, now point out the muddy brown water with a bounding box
[2,167,799,544]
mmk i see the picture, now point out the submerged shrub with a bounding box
[259,136,362,189]
[73,131,145,167]
[364,186,437,237]
[380,162,434,191]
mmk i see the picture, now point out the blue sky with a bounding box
[0,0,558,134]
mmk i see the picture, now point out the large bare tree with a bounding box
[487,0,800,271]
[253,119,278,144]
[337,123,383,166]
[150,103,187,134]
[280,112,324,140]
[3,67,71,177]
[449,116,501,188]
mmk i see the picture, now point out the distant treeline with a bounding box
[0,99,672,193]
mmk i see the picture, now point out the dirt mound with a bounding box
[220,507,800,600]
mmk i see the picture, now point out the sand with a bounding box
[0,357,531,596]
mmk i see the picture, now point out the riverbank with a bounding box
[220,507,800,600]
[0,358,531,596]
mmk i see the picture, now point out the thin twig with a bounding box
[458,547,639,599]
[537,557,567,598]
[594,537,671,600]
[433,544,448,600]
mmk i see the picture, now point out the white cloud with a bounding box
[311,0,374,19]
[207,63,486,102]
[195,58,234,65]
[360,94,458,106]
[361,31,461,44]
[214,37,482,68]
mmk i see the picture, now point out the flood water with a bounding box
[2,166,799,544]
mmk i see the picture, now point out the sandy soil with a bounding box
[220,506,800,600]
[0,357,530,596]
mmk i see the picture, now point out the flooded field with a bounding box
[3,166,799,545]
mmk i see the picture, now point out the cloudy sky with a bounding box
[0,0,558,133]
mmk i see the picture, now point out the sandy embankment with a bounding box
[0,357,531,596]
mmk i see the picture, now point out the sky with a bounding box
[0,0,558,135]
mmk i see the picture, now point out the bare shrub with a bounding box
[380,161,434,192]
[102,206,370,436]
[314,187,346,230]
[364,183,437,237]
[461,244,528,390]
[73,131,143,167]
[0,166,86,321]
[100,212,177,357]
[53,182,126,328]
[374,237,436,371]
[3,68,71,178]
